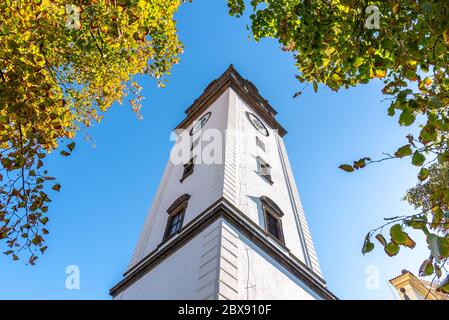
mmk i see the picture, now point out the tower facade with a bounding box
[110,66,336,300]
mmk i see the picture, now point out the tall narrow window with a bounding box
[260,196,284,244]
[266,212,281,240]
[256,136,266,152]
[180,157,195,183]
[257,157,273,184]
[163,194,190,241]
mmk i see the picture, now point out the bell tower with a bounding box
[110,65,336,300]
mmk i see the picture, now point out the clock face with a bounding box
[190,112,211,135]
[246,112,269,136]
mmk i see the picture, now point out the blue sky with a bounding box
[1,0,429,299]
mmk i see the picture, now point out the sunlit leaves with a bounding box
[412,151,426,167]
[339,164,354,172]
[362,233,374,255]
[394,145,412,158]
[390,224,407,244]
[398,109,416,127]
[228,0,449,280]
[418,168,430,181]
[427,234,449,259]
[419,259,434,277]
[385,242,400,257]
[0,0,185,264]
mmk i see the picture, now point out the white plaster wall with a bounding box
[117,218,319,300]
[228,89,308,264]
[223,221,319,300]
[117,219,223,300]
[128,90,230,268]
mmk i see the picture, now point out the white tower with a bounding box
[110,65,336,300]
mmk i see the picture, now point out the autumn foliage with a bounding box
[0,0,184,264]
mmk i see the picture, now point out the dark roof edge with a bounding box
[175,64,287,137]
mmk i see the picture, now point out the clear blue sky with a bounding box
[1,0,429,299]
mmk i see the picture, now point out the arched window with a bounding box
[163,194,190,241]
[260,196,284,244]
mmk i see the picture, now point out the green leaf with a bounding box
[428,234,449,258]
[390,224,407,244]
[339,164,354,172]
[385,242,400,256]
[60,150,71,156]
[331,73,341,82]
[399,109,416,126]
[353,57,364,68]
[313,81,318,93]
[412,151,426,166]
[67,142,76,152]
[404,216,428,232]
[354,157,370,169]
[419,259,434,276]
[418,167,430,181]
[397,89,412,101]
[387,104,396,116]
[394,144,412,158]
[420,126,437,143]
[362,233,374,255]
[52,183,61,192]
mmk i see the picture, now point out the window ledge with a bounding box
[264,231,288,250]
[260,174,274,185]
[179,169,193,183]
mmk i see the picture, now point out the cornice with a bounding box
[175,65,288,137]
[110,198,337,300]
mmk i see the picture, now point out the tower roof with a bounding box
[176,64,287,136]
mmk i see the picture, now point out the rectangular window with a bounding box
[163,194,190,241]
[256,136,266,152]
[257,157,273,184]
[266,212,281,240]
[180,158,194,183]
[165,211,183,239]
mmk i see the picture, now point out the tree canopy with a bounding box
[2,0,449,294]
[0,0,185,264]
[228,0,449,292]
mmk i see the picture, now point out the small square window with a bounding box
[257,157,273,184]
[180,158,195,183]
[256,136,266,152]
